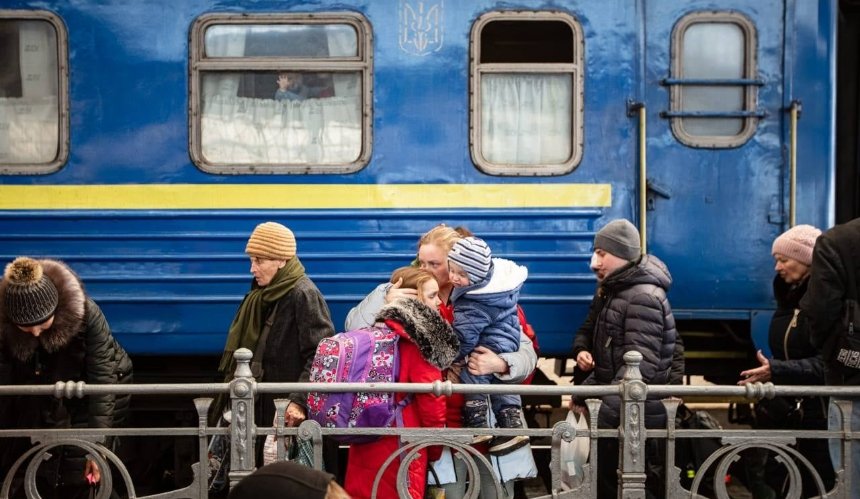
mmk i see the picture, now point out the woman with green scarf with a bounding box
[214,221,335,444]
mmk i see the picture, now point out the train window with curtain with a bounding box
[470,12,584,176]
[669,12,758,147]
[0,11,68,174]
[189,13,372,174]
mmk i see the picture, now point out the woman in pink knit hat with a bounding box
[738,224,834,497]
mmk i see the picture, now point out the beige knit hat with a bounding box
[772,224,821,266]
[245,222,296,260]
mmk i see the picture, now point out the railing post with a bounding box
[620,351,647,498]
[194,398,214,499]
[228,348,256,488]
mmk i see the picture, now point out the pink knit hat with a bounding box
[771,224,821,266]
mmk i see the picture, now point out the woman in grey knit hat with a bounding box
[0,257,133,499]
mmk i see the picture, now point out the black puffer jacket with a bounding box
[761,275,827,426]
[572,288,685,385]
[0,259,132,481]
[768,276,825,384]
[580,255,677,429]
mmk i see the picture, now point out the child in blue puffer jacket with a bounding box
[448,236,529,456]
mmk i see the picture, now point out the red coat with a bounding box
[344,318,451,499]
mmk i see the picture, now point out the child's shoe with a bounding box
[489,406,530,456]
[463,398,493,444]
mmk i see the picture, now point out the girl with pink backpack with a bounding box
[342,267,458,499]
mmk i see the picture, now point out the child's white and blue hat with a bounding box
[448,236,492,284]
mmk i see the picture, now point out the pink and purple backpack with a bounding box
[307,325,409,443]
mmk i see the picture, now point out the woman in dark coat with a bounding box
[213,221,336,473]
[0,257,133,499]
[739,224,834,497]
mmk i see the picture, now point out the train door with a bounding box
[640,0,785,314]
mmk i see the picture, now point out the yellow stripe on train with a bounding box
[0,184,611,209]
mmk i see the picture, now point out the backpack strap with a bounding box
[394,394,413,429]
[251,303,280,379]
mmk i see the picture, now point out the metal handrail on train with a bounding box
[789,100,802,228]
[639,104,648,256]
[2,349,859,499]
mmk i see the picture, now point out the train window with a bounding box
[669,12,758,147]
[470,12,584,176]
[0,11,67,174]
[189,14,372,174]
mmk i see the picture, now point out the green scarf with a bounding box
[218,256,306,373]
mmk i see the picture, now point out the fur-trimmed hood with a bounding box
[0,259,87,361]
[375,298,459,370]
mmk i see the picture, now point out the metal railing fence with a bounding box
[2,348,859,498]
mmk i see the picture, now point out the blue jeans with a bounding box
[828,398,860,494]
[460,369,521,414]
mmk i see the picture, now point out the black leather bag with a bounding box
[754,396,804,429]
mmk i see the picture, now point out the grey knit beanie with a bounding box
[3,257,59,326]
[594,219,641,261]
[448,236,493,284]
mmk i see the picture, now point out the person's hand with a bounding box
[384,278,418,304]
[285,402,306,427]
[84,459,101,485]
[738,350,772,385]
[467,346,509,375]
[568,399,589,417]
[576,351,595,372]
[446,364,462,383]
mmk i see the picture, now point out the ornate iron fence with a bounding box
[2,348,859,498]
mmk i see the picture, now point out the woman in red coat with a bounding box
[344,267,459,499]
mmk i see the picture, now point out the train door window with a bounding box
[190,13,372,174]
[668,12,758,147]
[470,12,583,176]
[0,11,67,174]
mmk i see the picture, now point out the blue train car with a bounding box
[0,0,845,381]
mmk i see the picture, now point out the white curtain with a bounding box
[201,94,361,164]
[0,21,58,164]
[202,26,246,98]
[200,25,361,165]
[481,74,572,165]
[326,26,359,97]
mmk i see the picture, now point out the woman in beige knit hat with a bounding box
[212,222,337,472]
[738,224,834,496]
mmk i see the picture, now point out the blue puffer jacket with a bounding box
[450,258,528,362]
[581,254,677,429]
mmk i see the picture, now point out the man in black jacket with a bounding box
[800,217,860,491]
[569,219,678,499]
